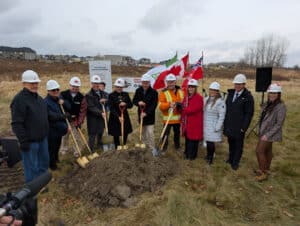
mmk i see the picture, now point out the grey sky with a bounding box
[0,0,299,66]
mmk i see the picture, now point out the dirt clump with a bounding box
[62,148,178,208]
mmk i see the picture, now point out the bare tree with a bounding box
[241,34,289,67]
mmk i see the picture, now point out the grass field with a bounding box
[0,70,299,226]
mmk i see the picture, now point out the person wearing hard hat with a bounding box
[85,75,108,152]
[158,73,184,152]
[10,70,49,182]
[203,82,226,164]
[133,74,158,155]
[44,80,70,170]
[181,79,203,160]
[255,83,286,181]
[108,78,133,148]
[223,73,254,170]
[60,76,87,153]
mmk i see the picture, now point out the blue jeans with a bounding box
[21,137,49,182]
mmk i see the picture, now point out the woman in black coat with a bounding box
[108,78,133,148]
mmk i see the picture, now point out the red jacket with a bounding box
[181,93,203,141]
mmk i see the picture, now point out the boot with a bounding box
[255,173,268,182]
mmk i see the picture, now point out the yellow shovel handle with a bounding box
[59,104,82,156]
[77,127,93,154]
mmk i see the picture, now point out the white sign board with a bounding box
[88,60,112,93]
[122,77,141,93]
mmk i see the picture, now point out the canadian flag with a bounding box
[153,53,189,90]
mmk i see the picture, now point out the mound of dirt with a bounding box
[61,149,178,208]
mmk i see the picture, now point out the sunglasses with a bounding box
[50,89,60,92]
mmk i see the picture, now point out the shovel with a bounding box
[135,105,146,149]
[101,103,114,151]
[77,127,99,160]
[157,107,174,152]
[59,104,89,168]
[117,105,128,150]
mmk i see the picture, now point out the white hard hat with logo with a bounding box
[187,79,198,86]
[70,76,81,86]
[91,75,101,83]
[141,74,151,82]
[165,74,176,81]
[46,80,60,90]
[233,73,247,84]
[209,81,220,90]
[22,70,41,83]
[267,83,282,93]
[114,78,125,87]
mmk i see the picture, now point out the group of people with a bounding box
[10,69,286,186]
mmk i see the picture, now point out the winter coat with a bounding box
[10,88,49,149]
[159,86,184,124]
[181,93,203,141]
[224,88,254,138]
[108,91,133,136]
[85,89,106,135]
[204,97,226,142]
[132,86,158,125]
[259,102,286,142]
[60,90,87,127]
[44,95,69,138]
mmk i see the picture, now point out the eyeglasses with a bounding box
[50,89,60,92]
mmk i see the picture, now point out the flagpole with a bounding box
[201,51,205,97]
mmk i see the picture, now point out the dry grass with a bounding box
[0,70,299,226]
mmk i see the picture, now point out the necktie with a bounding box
[233,93,239,102]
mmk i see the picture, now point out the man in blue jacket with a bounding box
[44,80,70,170]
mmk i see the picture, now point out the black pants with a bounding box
[114,134,128,147]
[206,141,215,162]
[162,123,180,151]
[184,137,199,160]
[227,135,245,169]
[88,130,104,152]
[48,136,62,170]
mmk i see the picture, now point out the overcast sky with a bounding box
[0,0,299,66]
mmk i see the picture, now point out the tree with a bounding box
[240,34,289,67]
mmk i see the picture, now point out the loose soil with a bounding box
[61,148,179,208]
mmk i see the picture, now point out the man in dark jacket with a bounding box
[60,76,87,152]
[133,74,158,155]
[44,80,69,170]
[10,70,49,183]
[224,74,254,170]
[86,75,107,152]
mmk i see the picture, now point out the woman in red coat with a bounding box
[181,79,204,160]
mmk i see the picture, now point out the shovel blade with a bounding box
[135,144,141,148]
[140,144,146,149]
[76,158,87,168]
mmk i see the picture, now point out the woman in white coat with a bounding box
[204,82,226,164]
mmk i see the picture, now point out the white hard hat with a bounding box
[141,74,151,82]
[114,78,125,87]
[165,74,176,82]
[209,81,220,90]
[91,75,101,83]
[46,80,60,91]
[187,79,198,86]
[22,70,41,83]
[69,76,81,86]
[233,73,247,84]
[267,83,282,93]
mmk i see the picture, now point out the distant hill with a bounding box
[0,46,36,53]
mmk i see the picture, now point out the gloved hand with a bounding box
[20,142,30,152]
[175,102,183,110]
[64,112,72,121]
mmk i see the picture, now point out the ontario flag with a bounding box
[182,55,204,93]
[153,53,189,90]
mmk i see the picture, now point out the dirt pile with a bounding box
[62,148,178,208]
